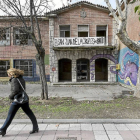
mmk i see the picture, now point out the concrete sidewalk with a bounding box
[0,119,140,140]
[0,83,134,101]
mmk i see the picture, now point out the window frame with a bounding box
[96,25,108,45]
[77,25,89,37]
[0,28,11,46]
[13,27,32,46]
[0,60,11,77]
[59,25,71,37]
[14,59,33,77]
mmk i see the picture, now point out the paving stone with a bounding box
[115,124,129,131]
[93,130,106,135]
[69,130,81,135]
[7,124,16,131]
[106,131,120,135]
[136,124,140,128]
[94,135,109,140]
[68,135,82,140]
[69,124,81,130]
[131,130,140,135]
[41,135,55,140]
[38,124,48,130]
[119,131,137,140]
[46,124,58,130]
[11,124,26,131]
[131,131,140,139]
[81,124,92,131]
[57,124,69,130]
[103,124,117,131]
[14,130,29,140]
[54,130,69,140]
[125,124,140,130]
[22,124,32,130]
[92,124,104,131]
[1,130,19,140]
[81,130,94,139]
[27,130,44,140]
[108,135,123,140]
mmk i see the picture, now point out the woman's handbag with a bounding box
[13,78,29,104]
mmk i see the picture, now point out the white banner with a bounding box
[54,37,105,47]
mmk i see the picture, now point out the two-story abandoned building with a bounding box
[47,1,117,83]
[0,1,139,87]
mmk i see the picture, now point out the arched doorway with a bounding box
[59,59,72,82]
[95,58,108,82]
[77,59,90,82]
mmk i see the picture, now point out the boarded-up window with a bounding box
[60,25,70,37]
[78,25,88,37]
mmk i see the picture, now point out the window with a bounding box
[14,60,33,76]
[96,26,107,37]
[60,25,70,37]
[78,25,89,37]
[0,60,10,77]
[13,27,32,45]
[0,28,10,46]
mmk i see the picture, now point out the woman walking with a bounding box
[0,68,39,136]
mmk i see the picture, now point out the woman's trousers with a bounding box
[1,102,38,131]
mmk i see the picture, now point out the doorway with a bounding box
[77,59,90,82]
[59,59,72,82]
[95,58,108,82]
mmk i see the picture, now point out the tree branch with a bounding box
[116,0,124,20]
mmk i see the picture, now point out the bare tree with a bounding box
[0,0,54,100]
[104,0,140,54]
[104,0,140,96]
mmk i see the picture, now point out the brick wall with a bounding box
[0,18,50,78]
[53,5,113,42]
[119,1,140,49]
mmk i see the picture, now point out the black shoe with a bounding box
[29,128,39,134]
[0,130,6,136]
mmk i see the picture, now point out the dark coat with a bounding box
[9,75,25,100]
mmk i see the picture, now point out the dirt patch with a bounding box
[0,96,140,119]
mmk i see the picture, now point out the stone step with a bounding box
[52,82,118,86]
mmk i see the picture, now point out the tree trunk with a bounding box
[39,66,45,100]
[35,49,48,100]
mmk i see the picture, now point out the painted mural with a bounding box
[118,47,139,87]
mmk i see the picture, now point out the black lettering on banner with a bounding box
[91,38,95,44]
[97,38,103,44]
[59,39,64,45]
[80,38,83,45]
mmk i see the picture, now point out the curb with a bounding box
[0,119,140,124]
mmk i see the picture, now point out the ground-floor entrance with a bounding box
[59,59,72,82]
[52,50,116,83]
[95,58,108,82]
[77,59,90,82]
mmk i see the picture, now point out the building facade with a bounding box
[47,1,117,83]
[0,1,123,84]
[0,17,50,81]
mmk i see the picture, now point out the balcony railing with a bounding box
[53,37,107,47]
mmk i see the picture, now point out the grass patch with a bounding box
[0,96,140,119]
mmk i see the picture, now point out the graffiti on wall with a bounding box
[90,54,117,80]
[118,47,139,86]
